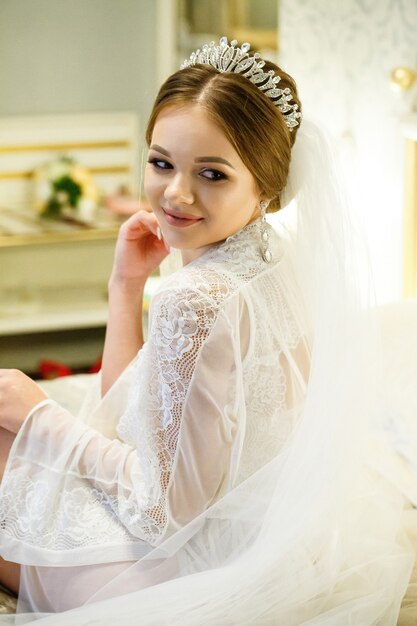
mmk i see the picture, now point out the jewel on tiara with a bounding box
[181,36,302,131]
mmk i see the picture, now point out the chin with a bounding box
[163,232,197,247]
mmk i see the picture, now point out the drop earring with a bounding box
[259,200,272,263]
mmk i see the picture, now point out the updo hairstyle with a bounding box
[145,60,301,213]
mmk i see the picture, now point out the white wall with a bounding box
[0,0,157,134]
[279,0,417,302]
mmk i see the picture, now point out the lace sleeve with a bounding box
[0,282,236,565]
[116,283,237,538]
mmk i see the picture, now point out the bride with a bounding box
[0,38,413,624]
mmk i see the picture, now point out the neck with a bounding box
[180,242,216,266]
[180,215,262,266]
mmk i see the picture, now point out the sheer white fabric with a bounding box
[0,220,305,566]
[0,121,414,625]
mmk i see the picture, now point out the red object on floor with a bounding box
[88,357,102,374]
[38,360,73,379]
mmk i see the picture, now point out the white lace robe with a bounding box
[0,221,309,610]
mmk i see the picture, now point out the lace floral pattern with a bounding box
[0,468,134,550]
[0,220,305,558]
[116,221,291,540]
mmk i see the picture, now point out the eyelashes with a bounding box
[147,158,228,182]
[148,158,172,171]
[200,169,227,182]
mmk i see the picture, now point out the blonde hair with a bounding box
[146,62,301,212]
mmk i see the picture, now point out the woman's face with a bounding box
[144,104,263,265]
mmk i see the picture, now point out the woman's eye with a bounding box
[148,158,172,171]
[200,169,227,182]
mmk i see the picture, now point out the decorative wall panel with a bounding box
[280,0,417,301]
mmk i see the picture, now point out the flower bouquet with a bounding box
[34,156,99,222]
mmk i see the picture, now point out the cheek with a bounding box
[219,183,256,211]
[239,181,260,209]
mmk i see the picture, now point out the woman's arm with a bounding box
[0,285,236,562]
[100,211,169,396]
[101,278,145,396]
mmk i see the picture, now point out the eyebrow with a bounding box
[150,144,235,169]
[195,156,234,168]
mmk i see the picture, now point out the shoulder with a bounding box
[151,262,234,318]
[148,271,224,361]
[149,223,287,332]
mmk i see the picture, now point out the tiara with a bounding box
[181,36,301,131]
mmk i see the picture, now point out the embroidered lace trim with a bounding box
[0,221,305,554]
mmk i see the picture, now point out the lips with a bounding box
[163,207,202,221]
[162,207,203,229]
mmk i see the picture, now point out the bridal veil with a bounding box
[2,120,413,625]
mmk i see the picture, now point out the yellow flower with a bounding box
[71,164,91,185]
[33,156,99,219]
[83,181,99,202]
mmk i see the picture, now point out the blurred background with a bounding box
[0,0,416,377]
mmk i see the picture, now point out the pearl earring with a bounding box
[259,200,272,263]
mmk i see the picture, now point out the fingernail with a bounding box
[156,226,162,240]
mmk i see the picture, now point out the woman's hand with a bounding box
[0,369,47,434]
[110,210,170,285]
[103,194,149,217]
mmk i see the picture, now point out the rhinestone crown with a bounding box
[181,36,301,131]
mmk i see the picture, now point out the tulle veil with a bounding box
[11,120,413,625]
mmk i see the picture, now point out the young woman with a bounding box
[0,38,413,624]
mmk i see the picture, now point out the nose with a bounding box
[164,172,194,205]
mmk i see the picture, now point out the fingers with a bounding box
[0,369,18,377]
[104,196,150,216]
[120,211,170,252]
[0,369,30,386]
[121,210,159,237]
